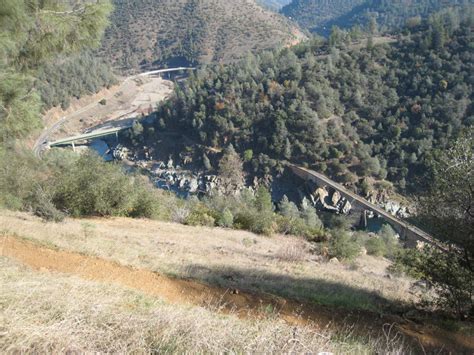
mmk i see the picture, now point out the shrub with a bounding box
[185,203,215,227]
[395,246,473,318]
[378,224,401,258]
[234,209,274,236]
[328,231,361,261]
[217,208,233,228]
[365,237,387,257]
[243,149,253,162]
[52,153,140,217]
[31,186,65,223]
[0,148,43,210]
[275,242,307,263]
[325,214,352,230]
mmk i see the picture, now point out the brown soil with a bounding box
[1,236,472,353]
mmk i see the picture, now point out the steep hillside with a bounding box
[100,0,304,71]
[2,210,473,353]
[153,11,473,191]
[281,0,473,35]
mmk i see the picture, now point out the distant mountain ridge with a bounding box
[281,0,473,35]
[101,0,304,72]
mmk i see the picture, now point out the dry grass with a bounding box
[0,210,417,313]
[0,257,408,353]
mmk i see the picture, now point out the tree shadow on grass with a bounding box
[181,263,474,354]
[182,263,407,315]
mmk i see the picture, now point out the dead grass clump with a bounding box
[275,239,309,263]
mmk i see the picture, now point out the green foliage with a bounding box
[276,196,324,239]
[157,11,473,189]
[281,0,472,36]
[417,130,473,259]
[0,149,169,220]
[378,225,401,258]
[365,237,387,257]
[217,208,234,228]
[396,132,474,318]
[0,73,42,143]
[0,147,45,210]
[50,153,145,217]
[255,186,273,214]
[243,149,254,162]
[279,195,299,219]
[202,153,212,171]
[0,0,113,143]
[185,206,216,227]
[329,231,361,260]
[30,186,66,223]
[36,52,117,110]
[218,145,245,194]
[396,247,473,318]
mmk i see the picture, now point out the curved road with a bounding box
[33,67,195,157]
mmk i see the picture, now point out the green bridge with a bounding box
[48,125,131,151]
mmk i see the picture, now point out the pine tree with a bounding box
[0,0,113,144]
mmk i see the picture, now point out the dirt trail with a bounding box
[1,236,472,353]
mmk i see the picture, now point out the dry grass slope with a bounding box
[101,0,304,70]
[2,257,403,353]
[0,210,415,312]
[1,210,473,353]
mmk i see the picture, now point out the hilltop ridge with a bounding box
[101,0,305,71]
[281,0,473,35]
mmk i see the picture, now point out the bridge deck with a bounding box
[289,165,443,248]
[48,126,129,147]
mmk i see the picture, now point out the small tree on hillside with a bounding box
[402,130,473,318]
[218,145,244,195]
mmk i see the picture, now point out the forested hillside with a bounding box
[36,52,117,110]
[100,0,304,72]
[154,9,473,191]
[281,0,473,35]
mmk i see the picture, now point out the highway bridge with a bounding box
[289,165,444,249]
[34,67,195,157]
[137,67,196,77]
[48,125,131,151]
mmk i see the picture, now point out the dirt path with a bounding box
[1,236,472,353]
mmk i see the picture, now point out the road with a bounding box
[33,67,195,157]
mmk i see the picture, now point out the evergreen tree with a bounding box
[0,0,113,144]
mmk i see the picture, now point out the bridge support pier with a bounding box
[72,142,76,152]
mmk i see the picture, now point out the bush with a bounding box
[328,231,361,261]
[30,186,65,223]
[378,224,401,258]
[0,148,43,210]
[52,153,142,217]
[234,209,274,235]
[217,208,233,228]
[395,246,473,318]
[365,237,387,257]
[185,203,215,227]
